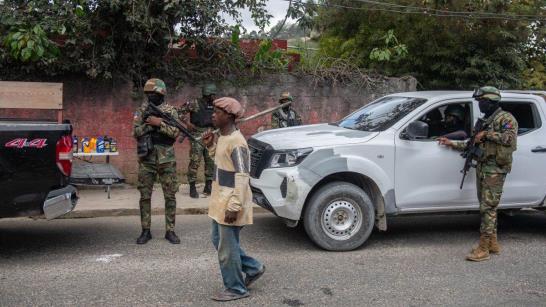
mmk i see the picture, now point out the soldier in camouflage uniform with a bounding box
[271,91,302,129]
[133,78,181,245]
[178,83,216,198]
[438,86,518,261]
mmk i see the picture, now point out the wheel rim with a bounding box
[321,199,363,241]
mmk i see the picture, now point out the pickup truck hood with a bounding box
[251,124,378,150]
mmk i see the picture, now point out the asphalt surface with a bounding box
[1,212,546,307]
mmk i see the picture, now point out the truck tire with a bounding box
[303,182,375,251]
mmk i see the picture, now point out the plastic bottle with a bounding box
[89,137,97,152]
[97,137,105,153]
[110,138,118,152]
[82,137,90,153]
[73,136,78,153]
[104,136,111,152]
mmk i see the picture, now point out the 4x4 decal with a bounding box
[5,138,48,149]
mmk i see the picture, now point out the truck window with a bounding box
[418,102,472,140]
[500,101,542,135]
[338,97,427,132]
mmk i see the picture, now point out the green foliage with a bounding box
[369,30,408,63]
[3,25,59,62]
[316,0,546,89]
[522,60,546,89]
[252,40,288,73]
[0,0,272,83]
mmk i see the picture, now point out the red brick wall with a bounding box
[1,75,417,184]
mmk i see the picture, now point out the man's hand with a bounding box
[146,116,163,127]
[202,130,215,148]
[474,131,487,143]
[437,137,453,147]
[224,210,238,224]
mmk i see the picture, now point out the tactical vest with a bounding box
[151,131,176,146]
[191,99,214,128]
[479,108,517,170]
[277,108,301,127]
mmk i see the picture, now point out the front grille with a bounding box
[248,138,272,178]
[249,143,263,174]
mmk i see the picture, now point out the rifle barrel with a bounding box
[195,101,294,141]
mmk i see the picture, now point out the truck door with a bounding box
[394,100,478,211]
[499,98,546,206]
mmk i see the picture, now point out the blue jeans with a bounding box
[211,220,263,294]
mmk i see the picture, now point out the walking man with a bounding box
[133,78,181,245]
[438,86,517,261]
[202,97,265,301]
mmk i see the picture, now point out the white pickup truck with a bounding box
[249,91,546,251]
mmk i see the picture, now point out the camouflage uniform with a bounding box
[178,97,214,183]
[452,108,518,235]
[271,91,302,129]
[133,94,180,232]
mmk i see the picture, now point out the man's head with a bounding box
[473,86,501,116]
[144,78,167,106]
[202,83,217,103]
[279,91,293,104]
[444,104,465,126]
[212,97,244,129]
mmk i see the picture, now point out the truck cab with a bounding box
[249,91,546,251]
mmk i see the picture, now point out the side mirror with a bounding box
[406,121,429,140]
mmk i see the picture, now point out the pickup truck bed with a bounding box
[0,120,78,219]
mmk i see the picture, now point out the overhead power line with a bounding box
[285,0,546,22]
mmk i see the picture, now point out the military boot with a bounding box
[189,182,198,199]
[489,234,501,255]
[165,231,181,244]
[136,229,152,245]
[203,180,212,195]
[466,234,491,262]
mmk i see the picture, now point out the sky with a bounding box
[231,0,294,33]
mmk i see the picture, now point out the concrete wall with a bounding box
[0,74,417,184]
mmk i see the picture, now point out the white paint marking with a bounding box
[96,254,123,263]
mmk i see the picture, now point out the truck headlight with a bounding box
[269,148,313,168]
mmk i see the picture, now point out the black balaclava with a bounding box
[478,99,499,118]
[147,93,164,106]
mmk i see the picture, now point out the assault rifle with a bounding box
[145,102,204,147]
[459,118,487,189]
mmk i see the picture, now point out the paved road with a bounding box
[1,212,546,306]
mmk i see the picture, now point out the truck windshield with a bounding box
[337,96,427,131]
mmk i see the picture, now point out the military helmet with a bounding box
[445,104,465,121]
[473,86,501,102]
[143,78,167,96]
[202,83,217,96]
[280,91,293,101]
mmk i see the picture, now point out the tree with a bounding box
[0,0,272,84]
[315,0,546,89]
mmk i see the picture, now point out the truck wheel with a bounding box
[303,182,375,251]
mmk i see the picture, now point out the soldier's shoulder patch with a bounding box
[503,122,513,129]
[134,111,141,120]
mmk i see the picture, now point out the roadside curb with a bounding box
[58,207,269,219]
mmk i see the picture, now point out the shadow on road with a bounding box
[1,211,545,257]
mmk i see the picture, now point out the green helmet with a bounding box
[143,78,167,96]
[202,83,217,96]
[473,86,501,102]
[279,91,293,101]
[445,104,465,121]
